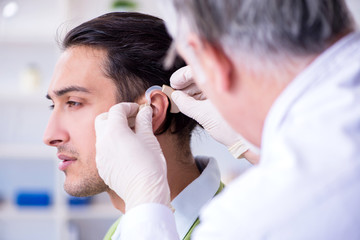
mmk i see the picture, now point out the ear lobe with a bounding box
[210,45,233,92]
[148,91,169,133]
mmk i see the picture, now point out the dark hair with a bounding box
[62,12,197,143]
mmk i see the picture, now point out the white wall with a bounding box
[347,0,360,26]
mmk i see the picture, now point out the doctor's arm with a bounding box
[170,66,259,165]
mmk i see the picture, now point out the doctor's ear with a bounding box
[186,33,233,92]
[138,90,169,134]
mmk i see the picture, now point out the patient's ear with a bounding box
[137,90,169,133]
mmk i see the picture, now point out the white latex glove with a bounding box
[95,103,171,211]
[170,66,249,159]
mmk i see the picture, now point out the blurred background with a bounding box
[0,0,359,239]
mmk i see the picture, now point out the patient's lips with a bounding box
[57,154,77,171]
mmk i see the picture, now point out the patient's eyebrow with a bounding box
[46,85,91,100]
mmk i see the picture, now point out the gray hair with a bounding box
[162,0,355,64]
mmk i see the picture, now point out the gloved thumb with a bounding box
[170,65,193,89]
[107,103,139,131]
[171,90,202,119]
[135,105,154,136]
[135,105,162,154]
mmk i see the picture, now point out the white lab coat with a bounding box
[118,31,360,240]
[111,157,221,240]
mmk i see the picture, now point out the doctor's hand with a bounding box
[170,66,259,164]
[95,103,171,211]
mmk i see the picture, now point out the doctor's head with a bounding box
[43,12,197,199]
[161,0,355,147]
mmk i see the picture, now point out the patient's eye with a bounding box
[66,101,82,108]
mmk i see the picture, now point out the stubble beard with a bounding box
[59,145,109,197]
[63,170,109,197]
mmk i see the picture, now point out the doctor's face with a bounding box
[43,46,117,197]
[175,37,266,148]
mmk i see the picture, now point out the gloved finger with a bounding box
[94,112,109,134]
[178,83,207,100]
[135,105,153,136]
[135,106,163,154]
[105,103,139,136]
[107,102,139,127]
[171,90,204,119]
[170,66,193,90]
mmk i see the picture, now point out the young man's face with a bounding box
[43,46,117,197]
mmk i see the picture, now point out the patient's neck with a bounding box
[107,131,200,213]
[160,132,200,200]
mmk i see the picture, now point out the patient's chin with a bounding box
[64,176,108,197]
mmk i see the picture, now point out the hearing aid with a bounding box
[143,85,180,113]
